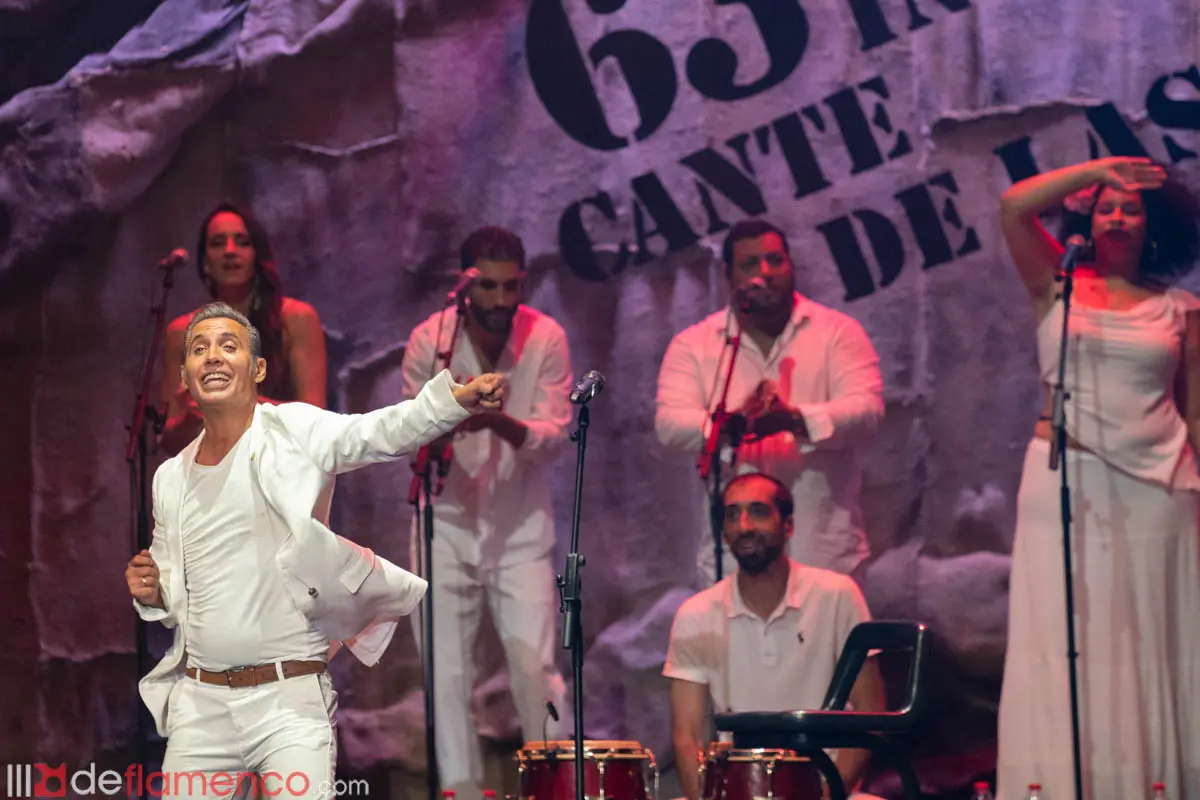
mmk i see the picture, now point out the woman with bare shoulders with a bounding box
[996,158,1200,798]
[159,202,328,455]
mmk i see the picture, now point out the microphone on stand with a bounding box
[543,700,561,764]
[1049,235,1088,471]
[157,248,189,271]
[569,371,605,404]
[543,700,559,747]
[1057,235,1091,279]
[446,267,480,307]
[735,276,768,312]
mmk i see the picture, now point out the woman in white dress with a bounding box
[996,157,1200,799]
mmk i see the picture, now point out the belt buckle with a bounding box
[225,664,260,688]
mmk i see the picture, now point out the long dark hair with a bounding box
[1059,171,1200,286]
[195,202,292,400]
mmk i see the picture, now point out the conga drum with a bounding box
[699,741,822,800]
[516,740,658,800]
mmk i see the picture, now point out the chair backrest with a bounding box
[821,620,930,719]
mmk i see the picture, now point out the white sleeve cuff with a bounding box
[132,597,171,623]
[662,664,709,685]
[427,369,471,425]
[796,404,835,445]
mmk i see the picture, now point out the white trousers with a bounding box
[160,672,337,800]
[412,542,567,796]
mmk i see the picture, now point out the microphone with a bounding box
[446,267,480,306]
[1059,234,1092,276]
[569,370,605,404]
[158,248,188,270]
[735,276,768,312]
[543,700,559,751]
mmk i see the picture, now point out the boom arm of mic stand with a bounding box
[408,306,466,504]
[126,267,178,463]
[699,334,741,583]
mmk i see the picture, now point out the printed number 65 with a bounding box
[526,0,810,152]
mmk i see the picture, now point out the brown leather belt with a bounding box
[185,660,326,688]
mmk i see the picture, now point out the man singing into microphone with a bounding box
[656,219,884,582]
[400,226,572,798]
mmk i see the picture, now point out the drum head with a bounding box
[519,740,648,759]
[705,742,808,762]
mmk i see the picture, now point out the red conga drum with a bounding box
[516,740,658,800]
[699,741,822,800]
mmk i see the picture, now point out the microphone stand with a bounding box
[124,256,182,793]
[1048,243,1085,800]
[409,301,465,800]
[697,330,742,582]
[558,388,600,800]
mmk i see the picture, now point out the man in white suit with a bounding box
[124,301,504,799]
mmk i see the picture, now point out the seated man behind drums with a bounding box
[664,473,886,800]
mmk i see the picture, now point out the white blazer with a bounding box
[134,370,469,735]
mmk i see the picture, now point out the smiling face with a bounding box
[181,317,266,412]
[722,475,793,574]
[203,211,257,294]
[1091,186,1148,276]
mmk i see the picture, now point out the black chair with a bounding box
[714,621,931,800]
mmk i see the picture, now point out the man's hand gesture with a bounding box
[126,549,164,609]
[453,373,507,411]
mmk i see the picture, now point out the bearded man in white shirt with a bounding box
[124,301,504,799]
[665,472,886,800]
[400,226,572,798]
[656,219,884,582]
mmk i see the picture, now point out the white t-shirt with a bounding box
[181,433,328,670]
[663,559,870,714]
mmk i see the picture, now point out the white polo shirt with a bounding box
[663,559,870,714]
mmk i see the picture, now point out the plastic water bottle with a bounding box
[971,781,994,800]
[1151,782,1168,799]
[1025,784,1042,800]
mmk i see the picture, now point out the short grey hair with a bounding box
[184,302,262,359]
